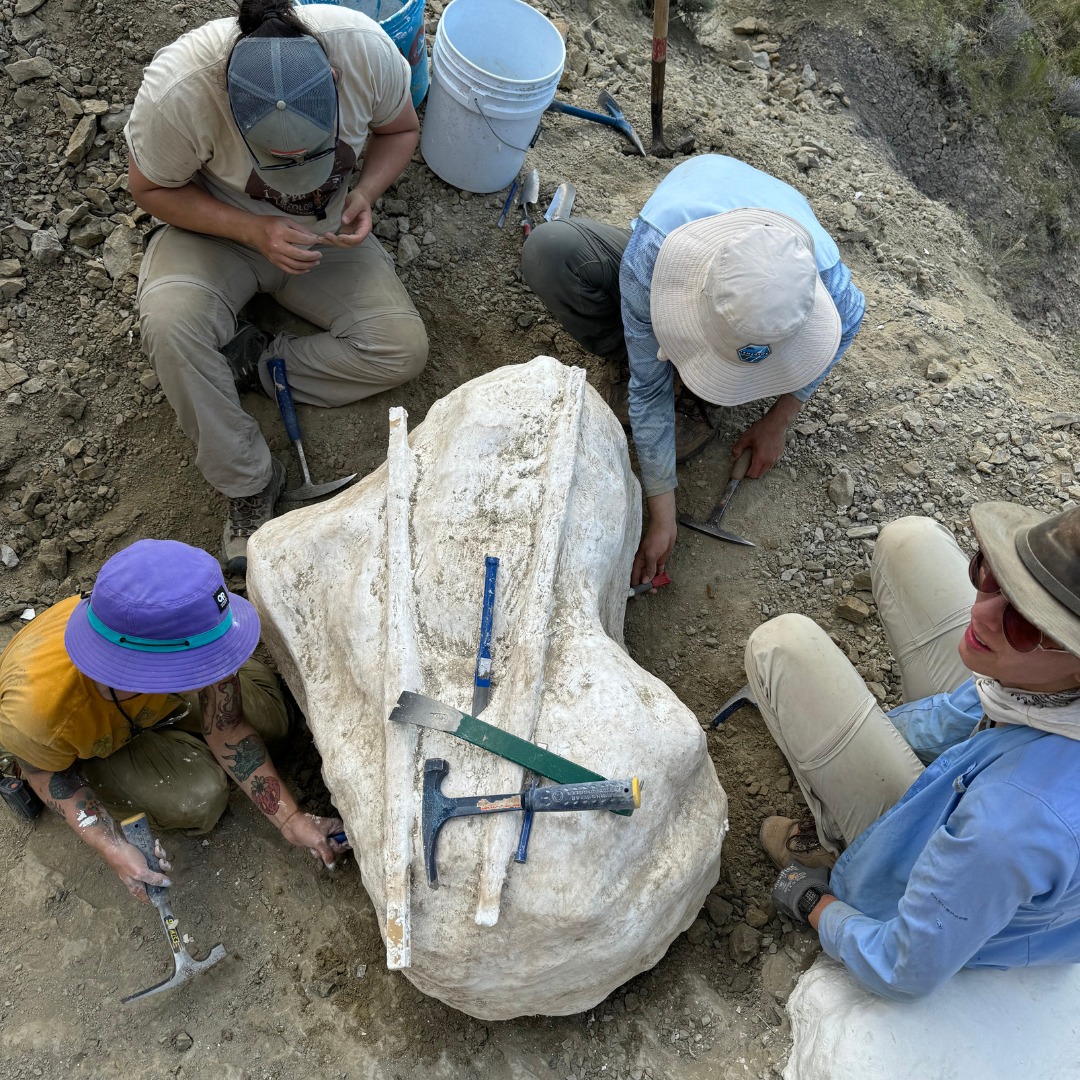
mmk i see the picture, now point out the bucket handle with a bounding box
[472,96,541,153]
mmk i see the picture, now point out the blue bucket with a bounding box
[297,0,429,109]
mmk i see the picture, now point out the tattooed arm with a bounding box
[199,675,344,867]
[17,759,171,902]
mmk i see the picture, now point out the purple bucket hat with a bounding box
[64,539,261,693]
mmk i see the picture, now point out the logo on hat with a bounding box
[737,344,772,364]
[213,587,229,613]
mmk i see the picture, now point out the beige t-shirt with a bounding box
[124,6,410,233]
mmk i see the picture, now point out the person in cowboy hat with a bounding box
[740,504,1080,999]
[125,0,428,577]
[0,539,345,902]
[520,154,866,587]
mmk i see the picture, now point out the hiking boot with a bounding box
[601,377,631,428]
[759,811,838,871]
[222,321,270,397]
[221,458,287,577]
[673,381,720,463]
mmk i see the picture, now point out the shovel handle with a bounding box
[266,357,303,444]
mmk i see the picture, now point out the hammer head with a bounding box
[280,472,358,503]
[121,938,227,1004]
[678,516,756,547]
[422,757,453,888]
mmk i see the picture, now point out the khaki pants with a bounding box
[138,225,429,498]
[80,657,288,835]
[744,517,976,854]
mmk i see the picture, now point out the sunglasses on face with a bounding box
[968,550,1069,654]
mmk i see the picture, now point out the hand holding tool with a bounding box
[389,691,633,815]
[629,571,671,596]
[520,169,540,236]
[267,357,357,502]
[120,813,226,1004]
[771,862,831,924]
[472,556,500,715]
[422,758,640,886]
[546,90,646,156]
[678,449,755,547]
[649,0,695,157]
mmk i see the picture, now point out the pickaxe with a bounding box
[421,758,640,886]
[120,814,226,1004]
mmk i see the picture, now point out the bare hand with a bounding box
[319,188,372,247]
[281,812,348,868]
[106,839,172,903]
[633,493,678,586]
[731,412,789,478]
[249,216,323,274]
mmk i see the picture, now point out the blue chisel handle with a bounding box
[266,357,302,444]
[474,556,499,690]
[546,99,621,129]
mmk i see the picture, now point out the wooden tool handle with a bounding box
[731,448,752,483]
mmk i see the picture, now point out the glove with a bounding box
[772,862,831,924]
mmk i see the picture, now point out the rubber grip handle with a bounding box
[266,357,302,444]
[474,556,499,688]
[525,777,640,813]
[121,813,159,870]
[731,448,752,483]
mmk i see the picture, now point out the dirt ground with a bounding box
[1,0,1079,1077]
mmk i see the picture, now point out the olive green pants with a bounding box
[80,657,289,835]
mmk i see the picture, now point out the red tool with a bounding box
[629,571,671,596]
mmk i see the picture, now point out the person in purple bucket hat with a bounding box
[0,539,346,902]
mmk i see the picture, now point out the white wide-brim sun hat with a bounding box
[650,208,842,406]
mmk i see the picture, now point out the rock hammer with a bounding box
[120,813,226,1004]
[678,449,755,547]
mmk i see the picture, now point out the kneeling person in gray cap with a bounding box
[126,0,428,576]
[749,503,1080,999]
[521,154,865,588]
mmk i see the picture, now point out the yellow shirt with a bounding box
[0,596,180,772]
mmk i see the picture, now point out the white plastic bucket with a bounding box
[420,0,565,193]
[297,0,429,109]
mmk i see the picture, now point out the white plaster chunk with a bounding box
[785,955,1080,1079]
[248,356,727,1019]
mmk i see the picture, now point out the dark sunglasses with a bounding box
[968,550,1069,654]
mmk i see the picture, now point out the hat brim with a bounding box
[63,591,262,694]
[650,209,842,406]
[970,501,1080,657]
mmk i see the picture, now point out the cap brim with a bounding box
[651,209,842,406]
[971,501,1080,657]
[251,144,336,197]
[63,592,262,693]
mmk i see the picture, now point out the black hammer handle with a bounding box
[524,777,640,813]
[121,813,168,905]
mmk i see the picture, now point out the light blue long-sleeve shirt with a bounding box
[621,155,866,497]
[818,677,1080,1001]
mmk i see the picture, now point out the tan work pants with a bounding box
[744,517,975,855]
[81,657,288,835]
[138,225,429,498]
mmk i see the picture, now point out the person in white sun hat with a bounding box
[747,504,1080,999]
[521,154,865,588]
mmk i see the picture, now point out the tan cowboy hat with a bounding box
[650,209,841,406]
[970,501,1080,657]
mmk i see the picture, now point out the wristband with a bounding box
[277,807,301,831]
